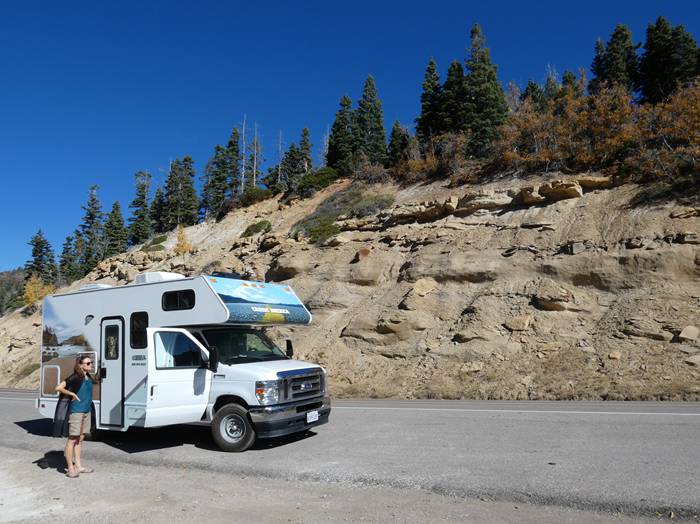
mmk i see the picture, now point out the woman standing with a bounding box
[54,355,96,478]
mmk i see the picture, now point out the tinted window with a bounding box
[162,290,195,311]
[130,312,148,349]
[154,332,203,368]
[105,325,119,360]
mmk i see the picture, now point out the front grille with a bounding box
[278,370,324,402]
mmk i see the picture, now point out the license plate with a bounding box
[306,410,319,423]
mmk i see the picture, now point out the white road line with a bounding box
[334,406,700,416]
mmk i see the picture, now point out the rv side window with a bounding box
[162,290,195,311]
[130,312,148,349]
[154,332,203,368]
[105,326,120,360]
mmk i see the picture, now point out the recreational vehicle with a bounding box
[37,272,330,451]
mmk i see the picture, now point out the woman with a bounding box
[54,355,96,478]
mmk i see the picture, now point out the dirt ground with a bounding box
[0,447,673,524]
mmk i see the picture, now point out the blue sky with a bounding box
[1,1,698,271]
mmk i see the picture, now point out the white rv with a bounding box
[37,272,330,451]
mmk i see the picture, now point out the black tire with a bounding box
[211,404,256,452]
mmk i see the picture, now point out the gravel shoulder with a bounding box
[0,447,667,524]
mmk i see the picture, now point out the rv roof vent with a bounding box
[78,284,113,292]
[134,271,186,284]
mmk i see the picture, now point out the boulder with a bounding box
[460,362,484,374]
[679,326,699,343]
[260,233,283,251]
[531,279,575,311]
[538,180,583,202]
[621,319,674,341]
[670,208,700,219]
[399,278,438,311]
[454,191,511,217]
[511,186,547,206]
[504,315,532,332]
[674,232,700,245]
[685,354,700,366]
[608,351,622,360]
[265,252,316,281]
[576,176,612,190]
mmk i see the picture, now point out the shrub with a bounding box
[174,224,193,256]
[351,193,395,218]
[149,235,168,246]
[354,161,390,184]
[240,186,273,207]
[241,220,272,238]
[23,274,54,306]
[297,167,340,197]
[142,244,165,252]
[306,217,341,244]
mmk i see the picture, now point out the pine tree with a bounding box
[521,80,547,112]
[463,24,508,156]
[299,127,313,173]
[25,230,56,285]
[128,171,151,245]
[163,156,199,230]
[589,25,638,94]
[104,201,128,258]
[639,17,699,103]
[441,60,467,133]
[387,121,411,167]
[58,234,81,285]
[79,185,104,273]
[281,143,306,194]
[201,145,228,220]
[543,70,561,101]
[326,95,356,176]
[150,187,166,234]
[223,128,241,203]
[416,58,444,144]
[355,75,387,165]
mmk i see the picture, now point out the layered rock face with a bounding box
[2,174,699,399]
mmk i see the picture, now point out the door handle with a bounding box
[100,367,107,379]
[150,385,156,396]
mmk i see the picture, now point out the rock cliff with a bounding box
[2,173,699,399]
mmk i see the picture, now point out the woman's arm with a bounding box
[55,380,80,401]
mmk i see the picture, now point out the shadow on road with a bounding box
[32,450,66,474]
[15,418,317,454]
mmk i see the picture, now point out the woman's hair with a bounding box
[73,354,93,379]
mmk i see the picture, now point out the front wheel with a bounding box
[211,404,256,452]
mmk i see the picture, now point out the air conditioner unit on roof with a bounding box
[134,272,186,284]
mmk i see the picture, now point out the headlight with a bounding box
[255,380,280,405]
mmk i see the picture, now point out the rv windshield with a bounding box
[201,329,287,364]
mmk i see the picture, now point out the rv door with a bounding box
[145,328,212,427]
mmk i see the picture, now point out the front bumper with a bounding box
[249,396,331,438]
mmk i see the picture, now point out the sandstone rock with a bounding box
[608,350,622,360]
[531,280,575,311]
[670,207,700,219]
[511,186,546,206]
[460,361,484,374]
[538,180,583,201]
[126,251,148,267]
[146,250,167,262]
[266,252,316,281]
[454,191,511,217]
[674,232,700,245]
[411,278,438,297]
[625,237,645,249]
[576,176,612,190]
[679,326,699,343]
[322,233,352,247]
[621,319,674,341]
[260,233,283,251]
[453,330,491,343]
[561,241,586,255]
[685,354,700,366]
[678,345,700,355]
[403,251,502,283]
[504,315,532,331]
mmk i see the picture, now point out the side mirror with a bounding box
[286,340,294,358]
[208,346,219,372]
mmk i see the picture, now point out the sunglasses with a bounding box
[82,361,93,365]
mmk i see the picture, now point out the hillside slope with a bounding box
[2,174,699,399]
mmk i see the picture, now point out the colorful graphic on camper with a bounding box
[206,276,311,325]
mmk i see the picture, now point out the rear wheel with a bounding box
[211,404,256,452]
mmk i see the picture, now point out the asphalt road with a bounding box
[1,389,699,520]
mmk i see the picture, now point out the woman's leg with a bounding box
[64,436,77,475]
[73,415,84,471]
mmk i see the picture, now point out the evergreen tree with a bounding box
[281,143,306,194]
[150,187,166,234]
[58,234,82,285]
[163,156,199,230]
[462,24,508,156]
[543,70,561,101]
[299,127,313,173]
[104,202,128,258]
[639,17,699,103]
[223,128,242,203]
[326,95,356,176]
[561,70,582,97]
[128,171,151,245]
[25,230,56,285]
[416,58,444,144]
[387,121,411,167]
[355,75,387,165]
[521,80,547,112]
[589,25,638,93]
[441,60,467,133]
[79,185,104,273]
[201,145,228,220]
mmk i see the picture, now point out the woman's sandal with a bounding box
[66,470,79,478]
[77,466,94,473]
